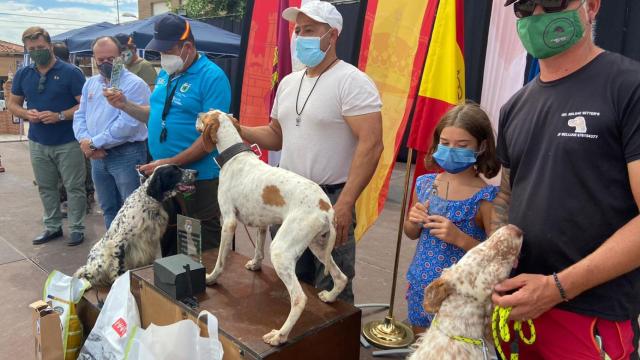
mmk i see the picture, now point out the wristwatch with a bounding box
[88,140,97,151]
[58,112,65,121]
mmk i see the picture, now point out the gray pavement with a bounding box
[0,140,419,359]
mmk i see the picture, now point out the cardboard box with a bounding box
[29,300,64,360]
[153,254,205,300]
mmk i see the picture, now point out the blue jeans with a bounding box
[91,141,147,229]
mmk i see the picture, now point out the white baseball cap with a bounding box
[282,1,343,34]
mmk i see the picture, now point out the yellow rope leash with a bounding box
[433,318,490,360]
[492,306,536,360]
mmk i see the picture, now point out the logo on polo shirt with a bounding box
[557,111,599,139]
[157,78,166,85]
[180,83,191,93]
[54,75,60,80]
[567,116,587,133]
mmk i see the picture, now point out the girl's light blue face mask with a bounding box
[295,29,332,67]
[432,144,478,174]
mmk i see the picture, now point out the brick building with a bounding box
[0,40,23,84]
[138,0,182,19]
[0,80,21,135]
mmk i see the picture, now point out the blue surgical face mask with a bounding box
[295,30,332,67]
[432,144,477,174]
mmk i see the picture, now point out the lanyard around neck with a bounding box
[160,74,183,143]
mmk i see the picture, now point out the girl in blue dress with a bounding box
[403,102,500,334]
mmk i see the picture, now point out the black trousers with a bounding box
[269,185,356,304]
[160,178,221,257]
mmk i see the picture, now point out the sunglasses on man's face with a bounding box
[514,0,575,18]
[37,74,46,94]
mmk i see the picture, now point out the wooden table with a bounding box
[80,250,361,360]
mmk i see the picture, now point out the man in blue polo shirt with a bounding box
[8,26,87,246]
[104,13,231,256]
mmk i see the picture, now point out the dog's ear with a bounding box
[229,115,242,135]
[423,277,452,313]
[201,121,218,153]
[146,169,165,202]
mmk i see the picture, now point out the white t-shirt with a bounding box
[270,60,382,185]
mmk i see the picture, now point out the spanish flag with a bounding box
[354,0,439,240]
[408,0,465,181]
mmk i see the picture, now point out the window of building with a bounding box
[152,1,170,16]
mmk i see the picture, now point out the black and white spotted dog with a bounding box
[74,164,196,287]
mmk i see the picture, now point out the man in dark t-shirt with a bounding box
[493,0,640,358]
[7,27,87,246]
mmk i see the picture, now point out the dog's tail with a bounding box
[323,212,337,276]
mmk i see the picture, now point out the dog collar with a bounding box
[433,318,489,360]
[215,143,253,168]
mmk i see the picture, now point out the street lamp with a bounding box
[115,0,120,24]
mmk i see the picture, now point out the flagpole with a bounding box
[231,0,255,252]
[362,148,414,349]
[362,0,441,347]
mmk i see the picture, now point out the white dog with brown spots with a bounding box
[408,224,523,360]
[196,110,348,346]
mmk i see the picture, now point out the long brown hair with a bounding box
[424,102,499,178]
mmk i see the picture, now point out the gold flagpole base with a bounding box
[362,316,414,349]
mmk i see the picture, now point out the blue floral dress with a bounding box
[406,173,498,327]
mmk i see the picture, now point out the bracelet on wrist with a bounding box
[552,272,570,302]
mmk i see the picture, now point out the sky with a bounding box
[0,0,138,46]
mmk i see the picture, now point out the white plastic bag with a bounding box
[78,271,141,360]
[125,310,223,360]
[43,270,91,359]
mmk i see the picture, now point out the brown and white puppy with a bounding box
[408,224,523,360]
[74,165,196,287]
[197,110,348,346]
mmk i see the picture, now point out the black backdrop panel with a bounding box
[623,0,640,60]
[595,0,640,62]
[464,0,492,104]
[594,1,628,55]
[335,2,362,66]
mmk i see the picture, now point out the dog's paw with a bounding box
[245,259,262,271]
[318,290,337,303]
[262,329,287,346]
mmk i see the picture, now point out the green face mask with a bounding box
[517,7,585,59]
[29,49,52,66]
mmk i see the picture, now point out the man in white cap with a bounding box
[240,0,383,304]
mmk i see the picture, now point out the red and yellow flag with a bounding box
[271,0,300,107]
[408,0,465,181]
[239,0,300,163]
[355,0,439,240]
[239,0,278,129]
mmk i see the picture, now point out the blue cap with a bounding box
[146,13,192,52]
[114,33,132,49]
